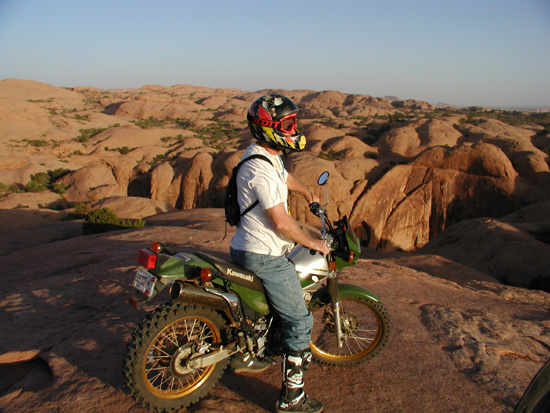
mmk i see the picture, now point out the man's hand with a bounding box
[266,203,330,255]
[310,238,331,256]
[287,173,318,204]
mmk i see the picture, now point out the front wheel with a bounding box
[122,302,228,411]
[309,295,391,366]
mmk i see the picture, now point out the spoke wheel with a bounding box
[309,295,391,366]
[123,302,228,411]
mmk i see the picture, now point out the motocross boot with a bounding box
[276,349,324,413]
[231,352,274,373]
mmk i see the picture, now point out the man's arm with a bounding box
[287,173,319,204]
[265,203,330,255]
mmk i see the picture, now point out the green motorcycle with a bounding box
[122,171,391,411]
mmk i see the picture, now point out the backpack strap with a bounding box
[235,154,273,217]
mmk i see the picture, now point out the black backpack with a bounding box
[224,154,273,226]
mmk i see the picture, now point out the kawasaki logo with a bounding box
[227,268,254,282]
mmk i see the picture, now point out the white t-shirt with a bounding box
[230,143,294,256]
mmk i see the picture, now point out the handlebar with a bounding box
[309,202,333,251]
[309,202,321,216]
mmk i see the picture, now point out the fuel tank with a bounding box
[287,245,329,292]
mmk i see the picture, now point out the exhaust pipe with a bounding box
[170,282,241,324]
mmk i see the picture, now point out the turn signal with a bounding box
[348,252,355,263]
[151,242,163,253]
[200,267,212,283]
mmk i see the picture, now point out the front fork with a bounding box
[327,271,344,348]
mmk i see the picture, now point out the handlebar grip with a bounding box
[309,202,321,216]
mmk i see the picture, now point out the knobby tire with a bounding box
[122,301,228,411]
[309,295,391,366]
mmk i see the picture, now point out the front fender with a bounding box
[309,283,380,311]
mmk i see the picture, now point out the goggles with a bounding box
[248,112,298,135]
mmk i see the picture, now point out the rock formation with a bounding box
[1,78,549,287]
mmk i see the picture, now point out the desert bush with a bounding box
[27,98,53,103]
[24,169,70,193]
[161,134,185,144]
[25,180,48,192]
[105,146,132,154]
[362,122,391,144]
[318,150,344,161]
[192,119,240,149]
[459,117,487,126]
[74,124,119,143]
[76,127,107,142]
[74,202,91,216]
[174,118,192,129]
[52,182,67,195]
[133,117,168,129]
[83,207,145,234]
[149,154,167,166]
[0,182,8,198]
[23,139,49,147]
[0,183,23,198]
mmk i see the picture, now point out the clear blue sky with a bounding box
[1,0,549,107]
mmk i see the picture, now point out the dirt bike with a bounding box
[122,171,391,412]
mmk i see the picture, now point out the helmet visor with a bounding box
[278,113,298,135]
[248,112,299,136]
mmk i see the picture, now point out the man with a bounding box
[230,94,329,413]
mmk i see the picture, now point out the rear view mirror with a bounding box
[317,171,329,186]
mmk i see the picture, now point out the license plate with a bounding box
[133,267,157,297]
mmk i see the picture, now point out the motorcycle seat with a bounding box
[194,252,265,293]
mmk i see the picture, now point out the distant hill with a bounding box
[1,78,549,287]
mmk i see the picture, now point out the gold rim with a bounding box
[310,298,383,361]
[143,316,221,398]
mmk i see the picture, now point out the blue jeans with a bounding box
[230,248,313,352]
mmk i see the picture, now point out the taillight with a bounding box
[138,249,157,269]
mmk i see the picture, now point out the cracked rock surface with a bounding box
[1,209,549,412]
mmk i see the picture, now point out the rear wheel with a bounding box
[309,295,390,366]
[123,302,228,411]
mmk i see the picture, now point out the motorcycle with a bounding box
[122,171,391,412]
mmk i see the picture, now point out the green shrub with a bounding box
[52,182,67,195]
[0,182,8,198]
[76,127,107,142]
[25,169,70,193]
[25,180,48,192]
[133,117,168,129]
[0,183,23,198]
[68,202,91,219]
[192,119,239,149]
[23,139,49,147]
[318,150,344,161]
[83,207,145,234]
[105,146,132,154]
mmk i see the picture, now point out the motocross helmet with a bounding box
[247,94,306,152]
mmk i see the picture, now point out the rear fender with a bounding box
[131,252,217,308]
[309,283,380,311]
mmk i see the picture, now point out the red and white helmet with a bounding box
[247,94,306,152]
